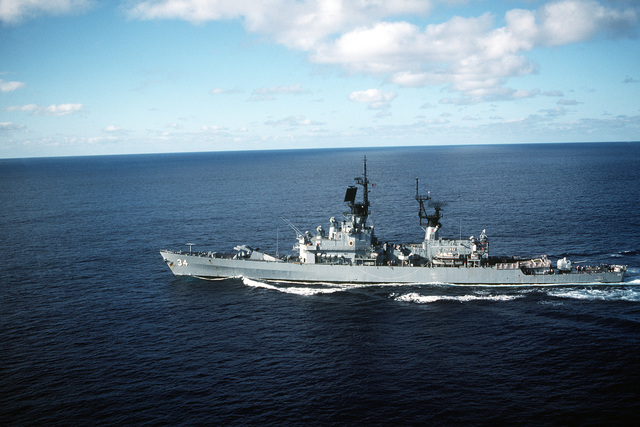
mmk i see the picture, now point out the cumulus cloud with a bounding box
[6,103,84,116]
[0,79,26,92]
[0,0,93,24]
[126,0,639,102]
[316,1,637,101]
[538,0,638,46]
[348,89,397,109]
[129,0,431,50]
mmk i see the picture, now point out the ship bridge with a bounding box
[297,156,376,265]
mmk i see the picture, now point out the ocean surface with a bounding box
[2,143,640,425]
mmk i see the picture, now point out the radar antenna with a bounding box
[427,200,446,227]
[345,156,370,219]
[415,178,431,226]
[415,178,444,228]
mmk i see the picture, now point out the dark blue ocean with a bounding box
[2,143,640,425]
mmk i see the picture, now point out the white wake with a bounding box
[240,276,640,303]
[393,292,524,304]
[546,287,640,302]
[242,277,346,295]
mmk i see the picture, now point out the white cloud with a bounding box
[127,0,639,103]
[103,125,130,134]
[538,0,638,46]
[348,89,397,109]
[248,84,306,101]
[129,0,432,50]
[0,0,93,24]
[202,125,228,131]
[6,103,84,116]
[0,79,26,92]
[5,104,36,112]
[316,1,636,99]
[264,115,323,126]
[0,121,25,131]
[41,103,84,116]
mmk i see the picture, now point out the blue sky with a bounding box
[0,0,639,158]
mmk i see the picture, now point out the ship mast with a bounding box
[415,178,430,226]
[415,178,443,240]
[344,156,370,227]
[356,155,369,218]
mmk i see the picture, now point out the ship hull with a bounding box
[160,251,625,285]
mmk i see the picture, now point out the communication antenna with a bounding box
[186,243,195,254]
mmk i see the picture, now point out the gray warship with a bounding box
[161,157,626,285]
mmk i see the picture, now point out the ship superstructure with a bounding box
[160,157,626,285]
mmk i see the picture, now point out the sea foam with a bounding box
[394,292,524,304]
[241,277,345,295]
[547,287,640,302]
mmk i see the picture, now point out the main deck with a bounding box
[160,250,626,285]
